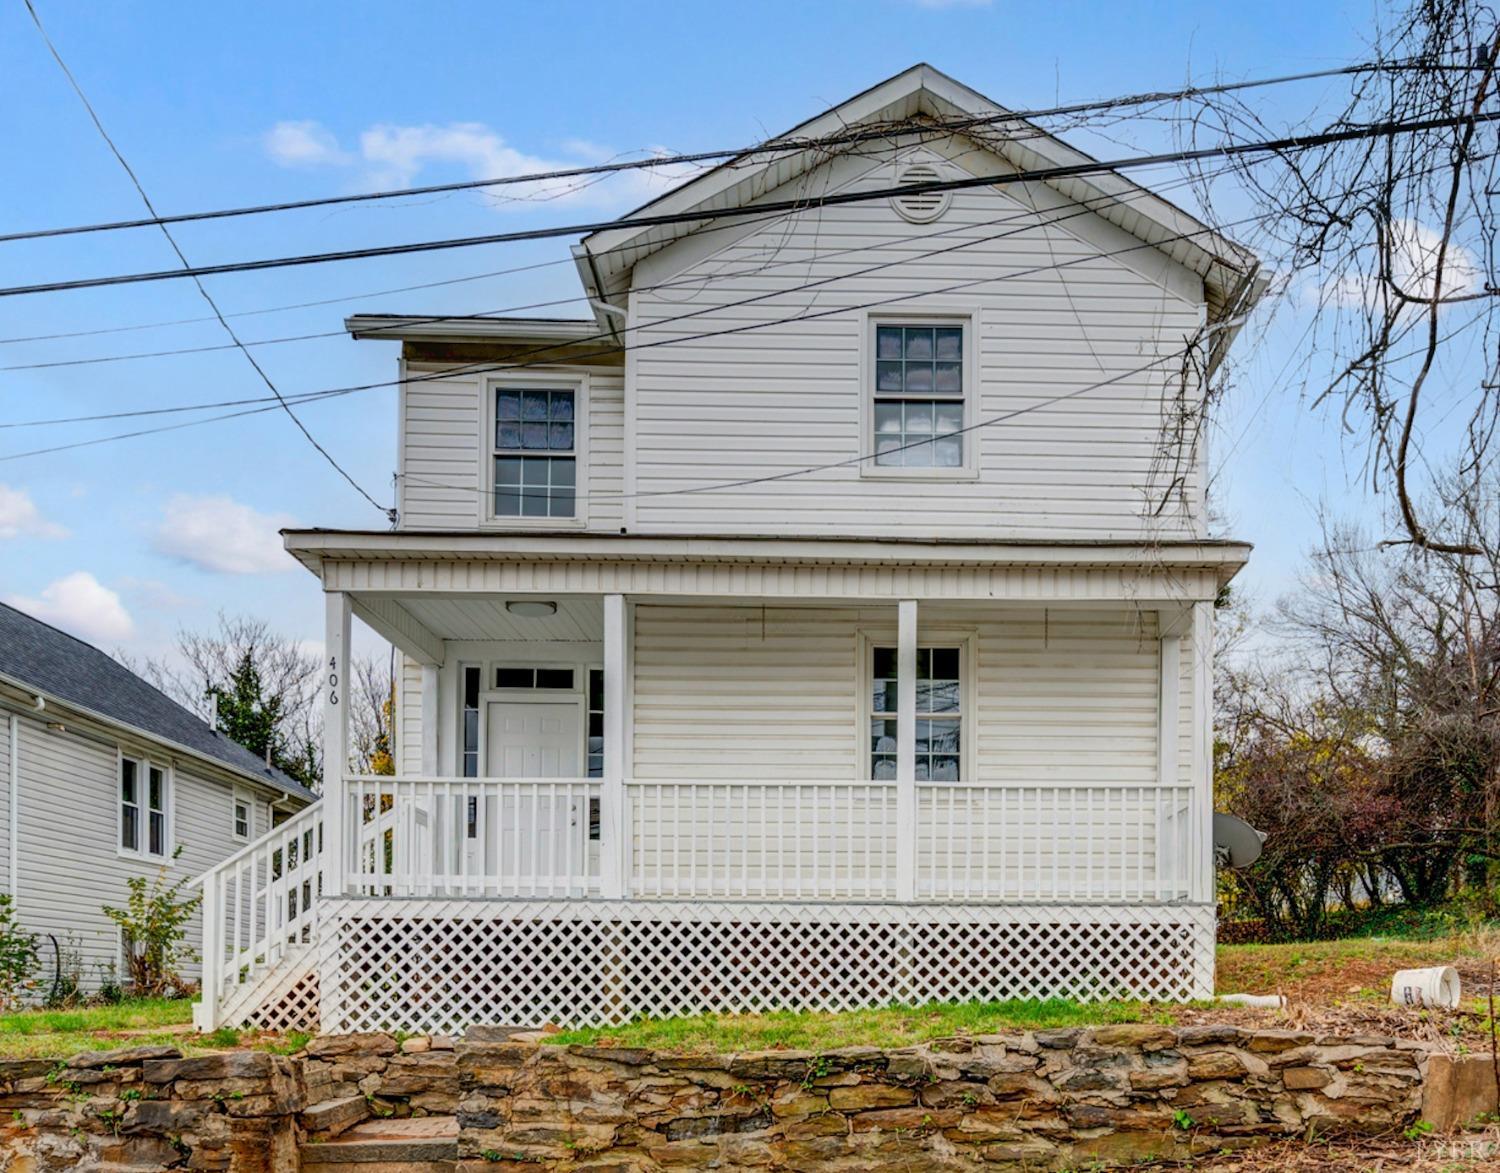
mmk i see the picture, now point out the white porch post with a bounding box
[419,663,439,775]
[1190,600,1214,907]
[601,593,629,899]
[896,598,918,902]
[1158,624,1182,899]
[322,591,351,897]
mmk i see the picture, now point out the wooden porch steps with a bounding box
[300,1117,457,1173]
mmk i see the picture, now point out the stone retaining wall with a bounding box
[456,1025,1428,1170]
[0,1047,303,1171]
[0,1026,1443,1171]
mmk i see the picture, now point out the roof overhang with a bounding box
[284,528,1251,600]
[0,673,314,803]
[345,315,601,345]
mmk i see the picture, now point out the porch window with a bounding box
[586,669,603,840]
[461,665,481,778]
[872,324,965,468]
[120,757,169,859]
[494,388,576,518]
[870,646,962,781]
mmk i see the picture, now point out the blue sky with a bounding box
[0,0,1401,660]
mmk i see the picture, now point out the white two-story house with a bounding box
[195,64,1263,1035]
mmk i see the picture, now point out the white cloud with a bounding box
[1327,218,1484,308]
[264,118,701,210]
[151,495,296,575]
[6,572,134,643]
[263,120,350,167]
[0,484,67,540]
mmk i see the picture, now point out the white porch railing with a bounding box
[195,775,1205,1029]
[916,782,1199,902]
[332,775,1201,904]
[344,775,602,897]
[194,801,323,1030]
[628,781,900,899]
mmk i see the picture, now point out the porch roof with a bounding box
[284,528,1249,574]
[284,532,1246,653]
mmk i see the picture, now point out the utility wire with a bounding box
[4,107,1495,301]
[0,57,1472,246]
[1,164,1242,433]
[0,199,1273,465]
[0,155,1240,373]
[20,0,389,517]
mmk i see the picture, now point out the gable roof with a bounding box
[573,63,1264,349]
[0,602,315,802]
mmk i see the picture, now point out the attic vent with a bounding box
[891,162,951,223]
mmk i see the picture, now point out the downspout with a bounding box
[581,246,624,345]
[8,712,19,905]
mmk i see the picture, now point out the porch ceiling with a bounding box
[400,595,603,643]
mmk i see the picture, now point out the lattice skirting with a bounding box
[315,899,1216,1034]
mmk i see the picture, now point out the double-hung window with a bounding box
[232,790,251,842]
[494,386,577,518]
[872,323,966,469]
[869,646,963,781]
[120,757,169,859]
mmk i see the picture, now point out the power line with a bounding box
[0,58,1457,247]
[0,153,1241,373]
[0,197,1272,464]
[4,106,1494,301]
[20,0,389,518]
[0,162,1238,433]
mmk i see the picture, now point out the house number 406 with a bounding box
[327,656,339,706]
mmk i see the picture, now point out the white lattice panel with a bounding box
[316,899,1215,1034]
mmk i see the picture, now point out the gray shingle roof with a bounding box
[0,602,316,802]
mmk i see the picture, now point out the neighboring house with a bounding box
[197,64,1265,1035]
[0,602,314,995]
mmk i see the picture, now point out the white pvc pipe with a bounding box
[1391,966,1461,1010]
[1217,993,1287,1010]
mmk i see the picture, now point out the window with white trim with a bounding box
[494,387,576,517]
[869,646,963,781]
[232,790,251,842]
[872,323,965,468]
[120,757,169,858]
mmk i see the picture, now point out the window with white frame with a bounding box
[872,323,965,468]
[232,790,251,842]
[494,386,576,518]
[869,646,963,781]
[120,757,169,858]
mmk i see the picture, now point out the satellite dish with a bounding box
[1213,813,1266,868]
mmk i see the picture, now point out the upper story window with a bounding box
[871,323,967,470]
[120,756,170,860]
[494,387,576,518]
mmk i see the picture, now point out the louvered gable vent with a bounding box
[891,162,951,223]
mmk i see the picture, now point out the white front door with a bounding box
[485,701,581,777]
[474,700,587,882]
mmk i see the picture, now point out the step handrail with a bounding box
[195,799,324,1032]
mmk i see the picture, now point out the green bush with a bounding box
[101,855,201,997]
[0,895,39,1010]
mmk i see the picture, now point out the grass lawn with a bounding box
[549,996,1160,1051]
[2,926,1495,1058]
[0,998,309,1058]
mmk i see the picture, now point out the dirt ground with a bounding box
[1191,1126,1500,1171]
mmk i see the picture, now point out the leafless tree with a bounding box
[1187,0,1500,552]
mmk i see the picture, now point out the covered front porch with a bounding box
[196,533,1241,1033]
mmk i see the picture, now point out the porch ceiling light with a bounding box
[505,600,558,618]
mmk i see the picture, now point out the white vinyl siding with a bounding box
[0,717,10,892]
[627,144,1205,539]
[629,604,1165,785]
[398,363,623,531]
[0,705,281,992]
